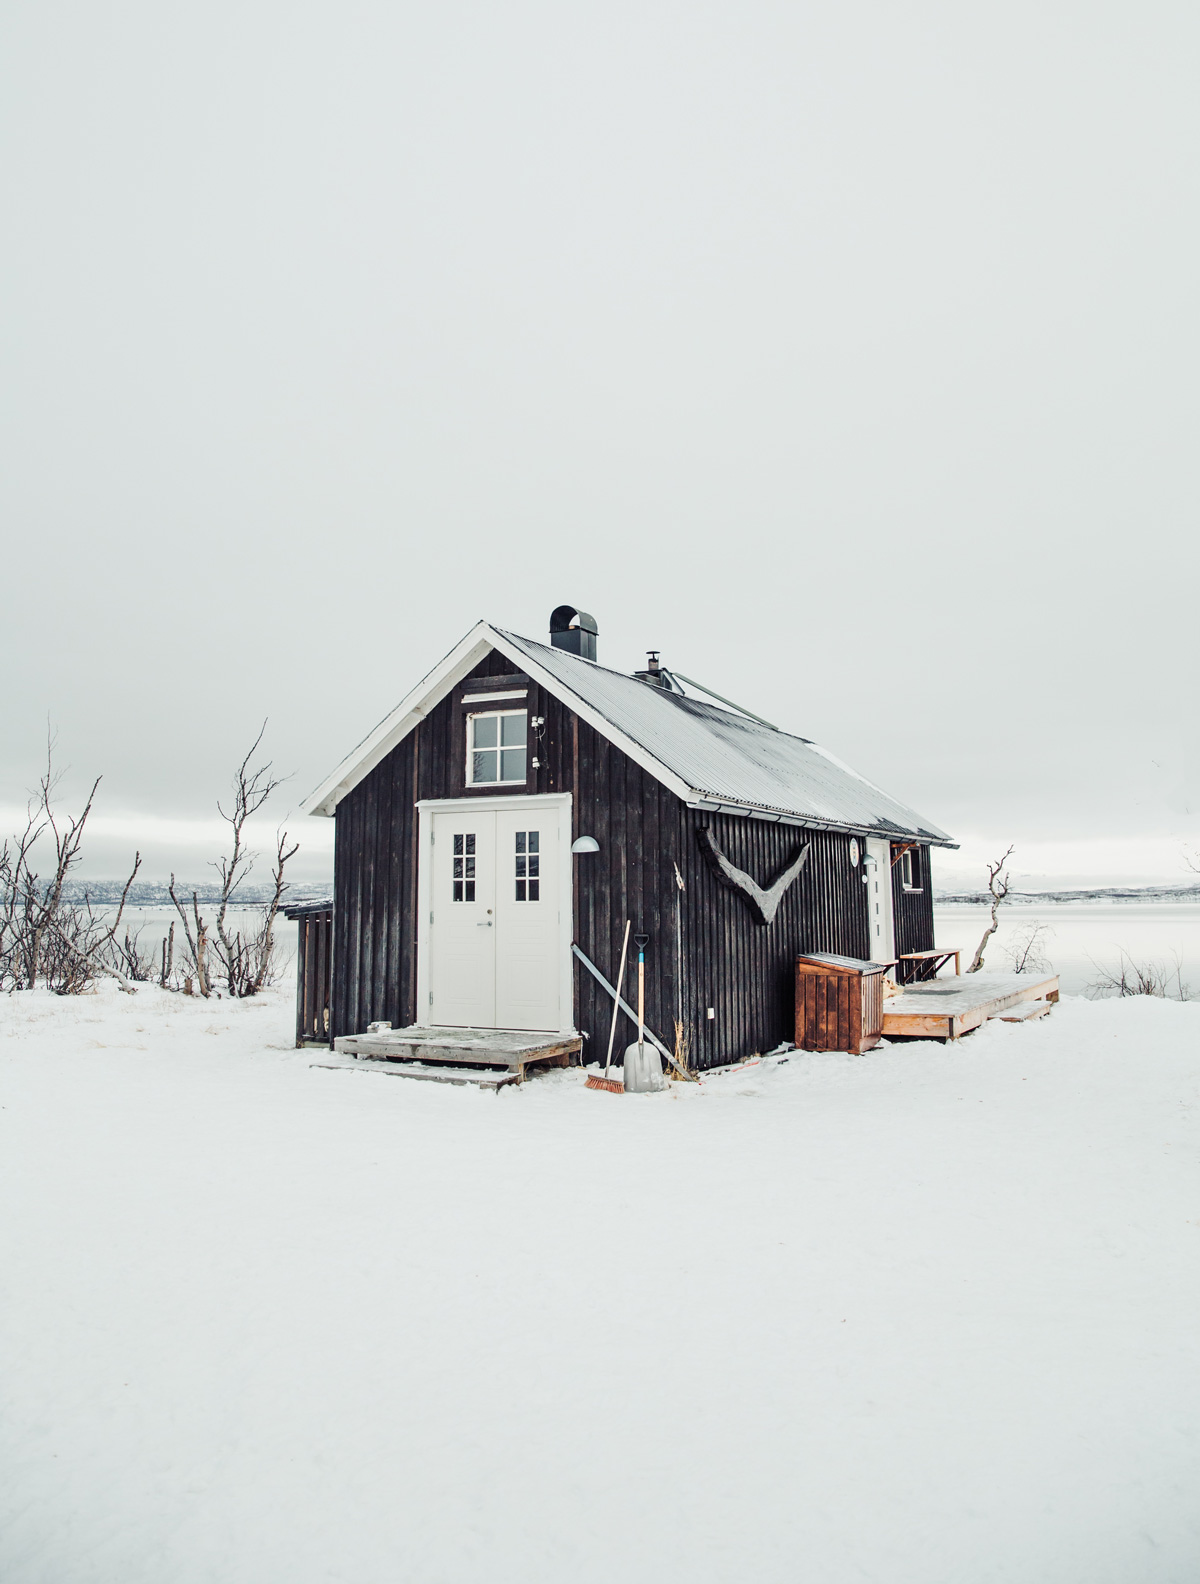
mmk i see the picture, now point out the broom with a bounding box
[586,919,630,1093]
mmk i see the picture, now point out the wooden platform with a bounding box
[312,1054,523,1089]
[331,1026,583,1082]
[881,973,1059,1041]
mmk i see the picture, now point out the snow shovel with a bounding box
[586,920,630,1094]
[623,932,665,1093]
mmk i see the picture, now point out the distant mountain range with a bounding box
[936,884,1200,906]
[66,879,1200,909]
[60,880,332,907]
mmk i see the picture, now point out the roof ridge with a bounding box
[494,625,811,742]
[302,618,955,845]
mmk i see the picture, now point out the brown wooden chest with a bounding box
[795,953,888,1055]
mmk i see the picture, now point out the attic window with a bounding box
[901,847,922,892]
[468,711,527,785]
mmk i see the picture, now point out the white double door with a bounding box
[428,804,561,1031]
[864,837,895,964]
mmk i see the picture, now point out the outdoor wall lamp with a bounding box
[571,836,600,854]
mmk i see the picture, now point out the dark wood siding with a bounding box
[891,843,935,965]
[561,702,868,1066]
[333,652,539,1041]
[333,651,874,1064]
[293,908,333,1046]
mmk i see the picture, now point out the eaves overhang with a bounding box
[685,794,959,847]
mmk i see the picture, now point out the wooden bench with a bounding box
[896,948,961,984]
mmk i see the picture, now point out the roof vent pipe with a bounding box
[549,605,599,662]
[634,651,685,693]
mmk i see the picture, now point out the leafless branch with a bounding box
[966,845,1014,974]
[1005,918,1054,976]
[0,735,123,993]
[168,874,210,996]
[1087,948,1192,1001]
[204,726,297,997]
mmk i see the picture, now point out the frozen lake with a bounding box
[934,902,1200,998]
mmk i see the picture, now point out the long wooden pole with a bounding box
[603,922,632,1081]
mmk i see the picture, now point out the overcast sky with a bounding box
[2,1,1197,891]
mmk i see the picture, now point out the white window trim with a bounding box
[466,709,528,787]
[415,793,575,1035]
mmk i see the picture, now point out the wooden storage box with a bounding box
[795,953,888,1055]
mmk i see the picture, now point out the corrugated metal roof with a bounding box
[498,629,955,846]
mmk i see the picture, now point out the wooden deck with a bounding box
[882,973,1059,1041]
[331,1026,583,1082]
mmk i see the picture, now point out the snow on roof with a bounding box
[300,620,954,846]
[496,629,955,846]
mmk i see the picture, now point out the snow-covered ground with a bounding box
[2,986,1198,1584]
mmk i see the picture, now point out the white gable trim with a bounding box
[300,622,699,818]
[300,625,495,817]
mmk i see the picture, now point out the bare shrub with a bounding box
[169,726,298,998]
[106,921,158,983]
[168,881,211,997]
[1005,919,1054,975]
[1087,950,1192,1001]
[159,920,175,988]
[0,739,141,994]
[4,728,300,1000]
[966,846,1014,974]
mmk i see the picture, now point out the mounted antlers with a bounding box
[697,828,810,926]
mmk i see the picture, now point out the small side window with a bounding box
[901,848,922,891]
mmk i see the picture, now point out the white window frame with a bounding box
[900,847,922,892]
[512,826,541,902]
[415,793,576,1035]
[466,709,528,787]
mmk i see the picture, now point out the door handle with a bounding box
[476,921,493,927]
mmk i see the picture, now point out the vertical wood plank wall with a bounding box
[295,909,333,1046]
[890,847,935,966]
[332,653,936,1065]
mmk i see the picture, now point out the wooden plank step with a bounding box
[988,1000,1052,1023]
[334,1026,582,1075]
[312,1055,521,1089]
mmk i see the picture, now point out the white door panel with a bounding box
[429,810,496,1026]
[494,810,559,1031]
[865,837,894,965]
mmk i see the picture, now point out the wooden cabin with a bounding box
[300,607,956,1069]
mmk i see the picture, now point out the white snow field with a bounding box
[2,986,1198,1584]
